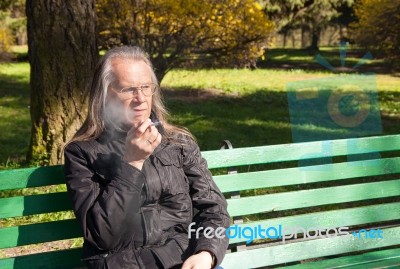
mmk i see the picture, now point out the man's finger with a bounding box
[130,120,152,138]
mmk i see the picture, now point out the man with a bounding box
[64,46,229,268]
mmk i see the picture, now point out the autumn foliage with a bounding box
[96,0,274,80]
[351,0,400,69]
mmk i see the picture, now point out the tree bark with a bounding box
[309,27,320,52]
[282,32,287,48]
[301,27,306,48]
[26,0,98,165]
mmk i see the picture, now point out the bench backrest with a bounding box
[1,134,400,269]
[205,134,400,268]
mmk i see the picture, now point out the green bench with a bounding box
[1,134,400,268]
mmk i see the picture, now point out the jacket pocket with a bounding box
[154,150,190,195]
[151,238,185,269]
[84,247,141,269]
[105,247,141,269]
[155,149,183,168]
[141,204,166,246]
[83,255,108,269]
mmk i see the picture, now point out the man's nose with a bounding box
[134,89,146,102]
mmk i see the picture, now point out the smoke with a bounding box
[103,98,135,132]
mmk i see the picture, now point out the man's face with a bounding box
[108,58,154,126]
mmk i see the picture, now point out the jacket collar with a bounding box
[96,125,166,156]
[97,127,128,144]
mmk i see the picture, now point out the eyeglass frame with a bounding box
[110,83,159,98]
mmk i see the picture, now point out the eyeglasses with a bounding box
[111,83,158,98]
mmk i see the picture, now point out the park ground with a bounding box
[0,46,399,169]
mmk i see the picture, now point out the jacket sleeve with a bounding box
[64,142,146,251]
[182,139,231,267]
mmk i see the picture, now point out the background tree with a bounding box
[26,0,98,165]
[350,0,400,70]
[262,0,306,47]
[0,0,25,60]
[8,0,27,45]
[262,0,353,50]
[96,0,274,81]
[0,12,13,60]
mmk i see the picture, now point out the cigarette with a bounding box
[150,121,161,127]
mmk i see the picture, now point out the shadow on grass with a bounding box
[0,72,31,167]
[259,48,392,74]
[164,88,292,151]
[163,87,400,151]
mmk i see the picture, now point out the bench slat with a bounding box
[0,248,84,269]
[0,166,64,191]
[1,135,398,190]
[227,179,400,217]
[283,248,400,269]
[203,134,400,169]
[0,135,400,190]
[220,226,400,268]
[0,219,81,249]
[0,192,72,219]
[215,157,400,192]
[2,203,398,248]
[228,202,400,244]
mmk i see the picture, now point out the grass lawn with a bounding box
[0,47,399,168]
[0,62,30,168]
[162,68,400,148]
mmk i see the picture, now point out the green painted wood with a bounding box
[283,248,400,269]
[1,135,398,190]
[220,226,400,269]
[0,248,84,269]
[0,166,64,191]
[227,179,400,217]
[0,192,72,219]
[0,219,81,249]
[215,157,400,192]
[203,134,400,169]
[228,202,400,244]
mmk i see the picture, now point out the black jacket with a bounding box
[64,128,230,268]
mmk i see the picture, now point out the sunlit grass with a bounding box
[10,45,28,55]
[0,47,399,168]
[163,68,400,94]
[163,68,334,95]
[0,62,30,168]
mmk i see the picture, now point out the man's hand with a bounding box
[181,251,214,269]
[124,119,162,170]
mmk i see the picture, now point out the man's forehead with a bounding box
[112,59,151,75]
[110,59,152,86]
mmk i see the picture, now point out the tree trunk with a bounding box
[309,27,320,52]
[301,27,306,48]
[152,54,169,83]
[282,32,287,48]
[26,0,98,165]
[291,33,295,48]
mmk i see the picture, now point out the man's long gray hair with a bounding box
[70,46,193,143]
